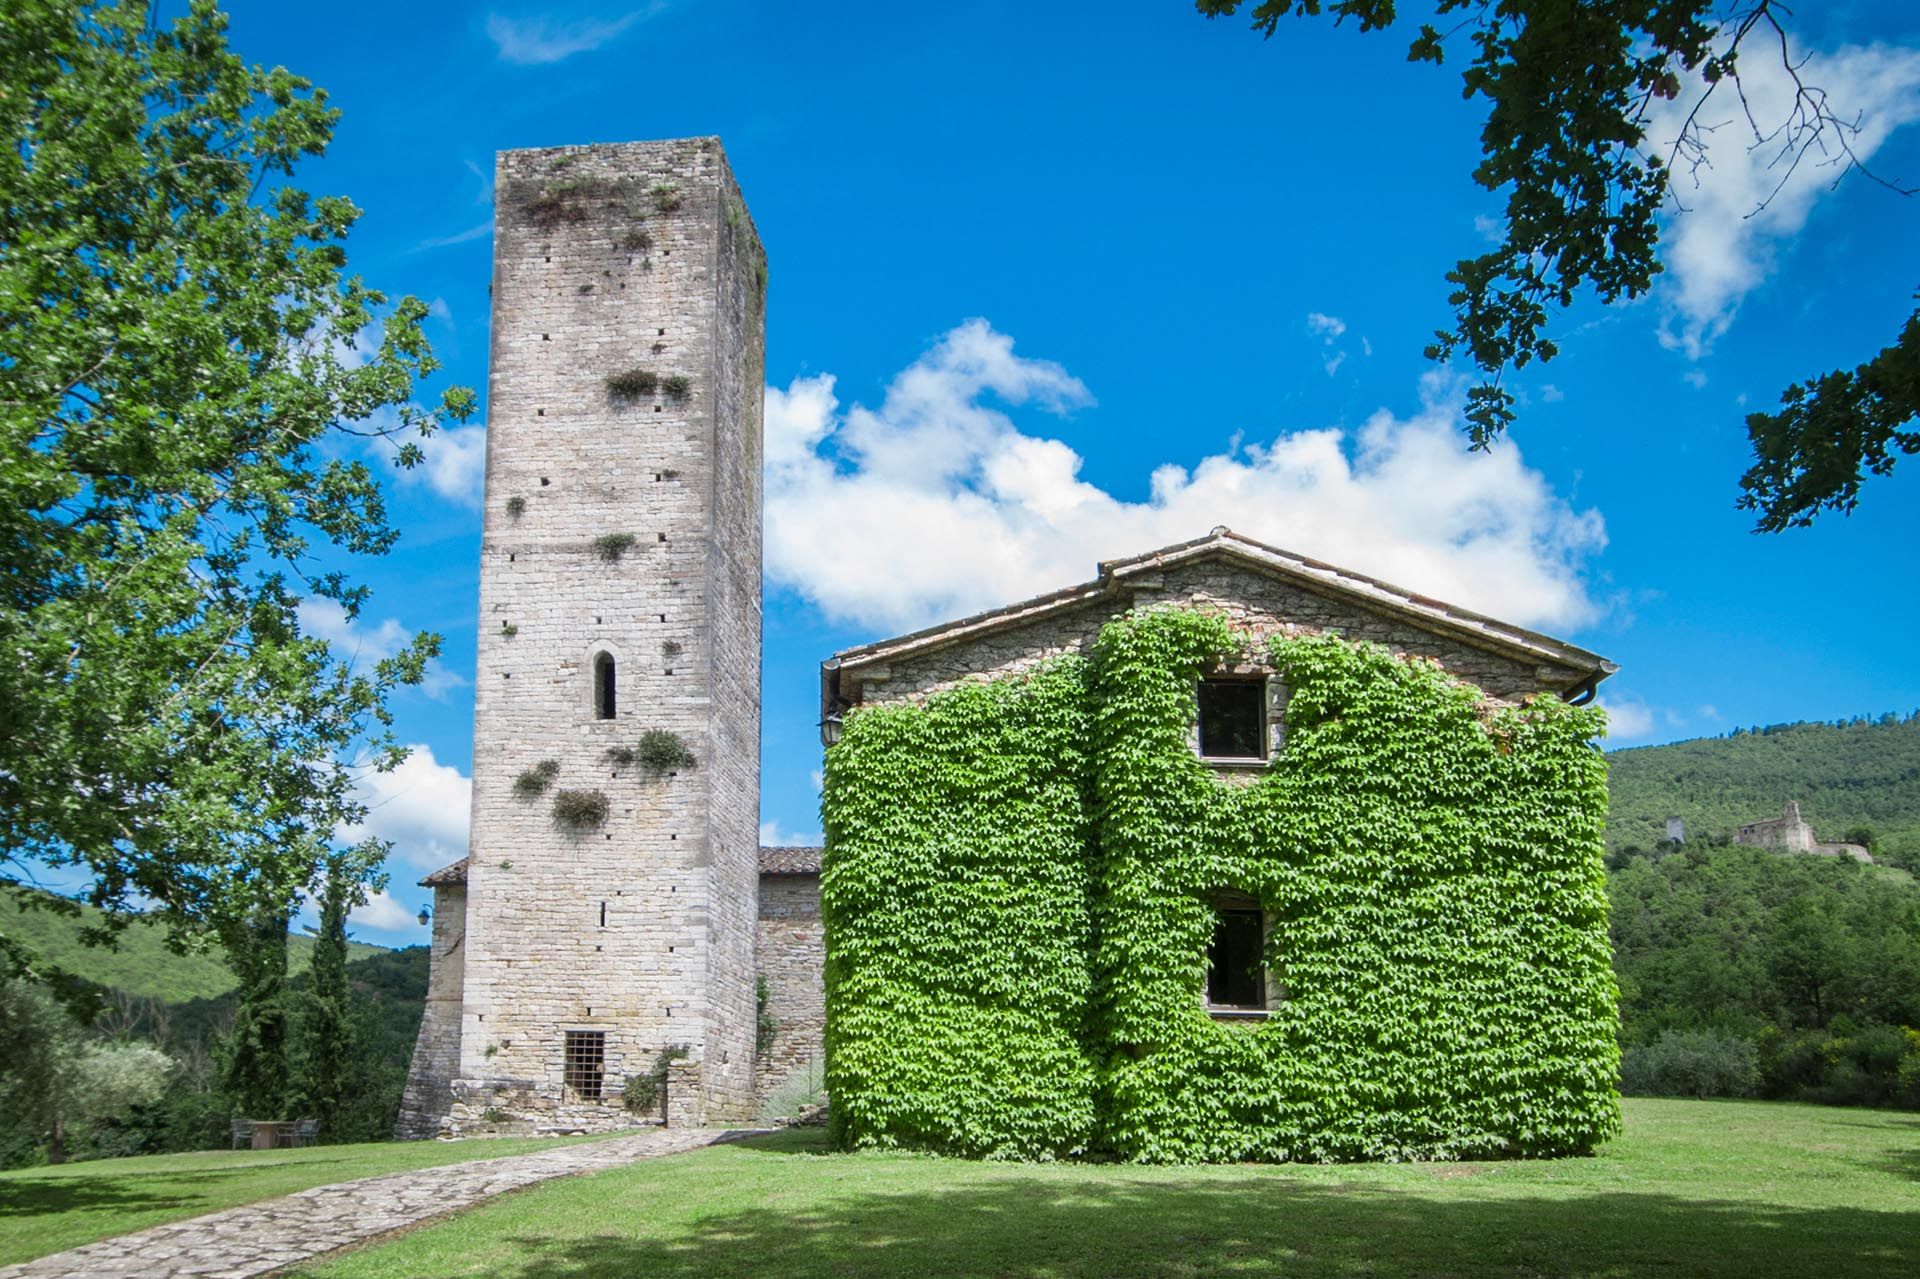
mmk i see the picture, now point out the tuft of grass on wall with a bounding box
[606,369,659,402]
[511,760,561,801]
[592,533,637,563]
[551,789,610,833]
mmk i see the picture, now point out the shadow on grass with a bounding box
[0,1153,369,1220]
[463,1142,1919,1279]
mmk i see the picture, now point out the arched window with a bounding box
[594,652,616,720]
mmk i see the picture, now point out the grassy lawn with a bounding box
[0,1132,626,1266]
[296,1099,1920,1279]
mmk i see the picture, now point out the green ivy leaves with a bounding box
[824,607,1618,1163]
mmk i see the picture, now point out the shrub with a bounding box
[661,374,691,400]
[551,789,609,833]
[1621,1030,1760,1099]
[606,369,659,402]
[511,760,560,801]
[634,728,696,772]
[504,495,526,518]
[651,182,682,213]
[622,1045,690,1116]
[662,639,682,658]
[621,227,652,252]
[592,532,637,563]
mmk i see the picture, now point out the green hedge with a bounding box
[822,607,1620,1162]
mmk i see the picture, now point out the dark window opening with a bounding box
[1207,908,1265,1009]
[564,1030,605,1100]
[594,653,616,720]
[1198,680,1265,759]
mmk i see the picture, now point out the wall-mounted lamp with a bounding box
[417,906,432,927]
[817,713,843,747]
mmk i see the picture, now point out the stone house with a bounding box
[817,527,1622,1160]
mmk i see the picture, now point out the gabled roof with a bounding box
[760,846,822,876]
[824,527,1614,702]
[419,857,469,888]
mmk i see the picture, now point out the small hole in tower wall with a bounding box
[540,477,550,486]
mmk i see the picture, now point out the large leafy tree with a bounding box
[0,0,473,985]
[1199,0,1917,529]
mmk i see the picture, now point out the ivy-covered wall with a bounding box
[822,607,1618,1163]
[821,664,1098,1157]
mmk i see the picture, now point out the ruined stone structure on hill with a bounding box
[1733,801,1873,863]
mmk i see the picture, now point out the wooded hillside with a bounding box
[1607,714,1920,869]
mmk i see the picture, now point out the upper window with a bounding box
[594,652,616,720]
[1206,906,1266,1010]
[1197,679,1265,759]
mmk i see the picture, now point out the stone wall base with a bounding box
[439,1078,658,1138]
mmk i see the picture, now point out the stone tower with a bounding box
[402,138,766,1132]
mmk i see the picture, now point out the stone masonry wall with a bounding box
[849,558,1587,709]
[436,138,765,1132]
[393,882,466,1138]
[754,874,824,1111]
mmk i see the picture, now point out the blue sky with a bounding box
[200,1,1920,942]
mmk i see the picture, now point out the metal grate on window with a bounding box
[563,1030,606,1100]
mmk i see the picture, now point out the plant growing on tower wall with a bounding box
[550,789,610,833]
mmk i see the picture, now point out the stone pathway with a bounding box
[0,1127,753,1279]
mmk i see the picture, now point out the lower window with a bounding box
[1206,906,1266,1010]
[564,1030,606,1100]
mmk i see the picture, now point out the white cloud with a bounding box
[1306,312,1352,376]
[760,819,820,847]
[297,599,467,700]
[1473,213,1503,244]
[338,743,472,873]
[1306,312,1347,340]
[410,424,489,506]
[1597,698,1657,741]
[1645,41,1920,357]
[486,8,658,65]
[1681,368,1709,390]
[1539,383,1565,403]
[349,889,421,932]
[765,320,1606,637]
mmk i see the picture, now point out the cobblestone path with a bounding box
[0,1127,750,1279]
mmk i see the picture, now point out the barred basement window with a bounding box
[1197,679,1265,759]
[594,652,616,720]
[563,1030,605,1100]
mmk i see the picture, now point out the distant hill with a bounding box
[1607,714,1920,868]
[1,891,389,1003]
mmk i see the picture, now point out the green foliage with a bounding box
[0,890,381,1006]
[1620,1029,1760,1099]
[1197,2,1910,528]
[1607,842,1920,1109]
[291,853,365,1135]
[661,374,692,400]
[1606,714,1920,871]
[755,976,776,1061]
[623,1045,690,1116]
[504,496,527,518]
[551,789,610,833]
[512,760,561,801]
[621,227,653,252]
[217,906,291,1118]
[823,662,1098,1159]
[0,0,474,988]
[592,532,638,563]
[633,729,696,772]
[651,182,683,213]
[823,608,1618,1162]
[606,368,660,401]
